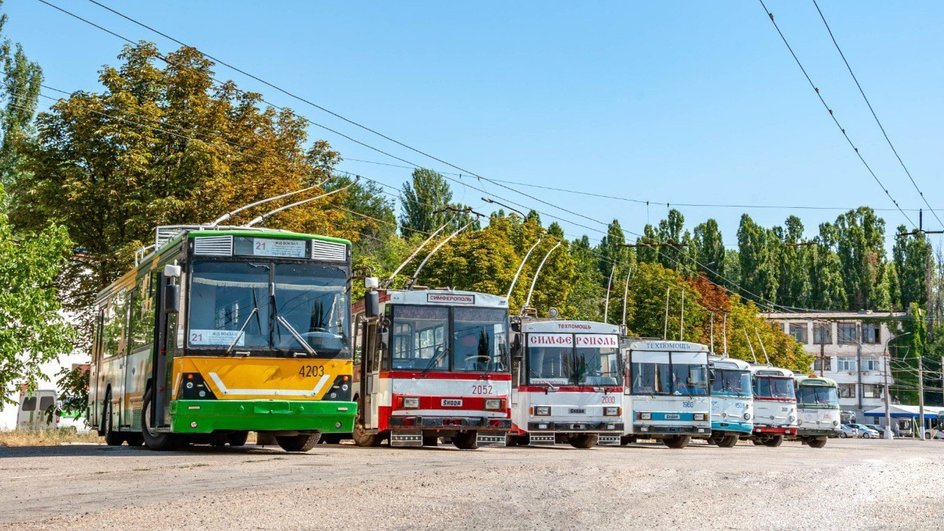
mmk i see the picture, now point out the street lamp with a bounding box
[883,331,913,440]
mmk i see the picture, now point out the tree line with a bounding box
[1,9,941,404]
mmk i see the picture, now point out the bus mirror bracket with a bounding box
[163,264,181,279]
[163,283,180,314]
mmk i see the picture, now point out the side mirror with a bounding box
[364,291,380,318]
[163,283,180,313]
[163,264,181,279]
[365,276,379,290]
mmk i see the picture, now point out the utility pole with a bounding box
[680,290,685,341]
[663,288,671,340]
[918,355,926,440]
[709,313,715,354]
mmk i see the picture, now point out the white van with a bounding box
[16,390,59,430]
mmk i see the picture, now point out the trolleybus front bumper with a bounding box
[753,425,798,437]
[711,420,753,435]
[388,415,511,431]
[170,399,356,434]
[633,424,710,437]
[797,428,840,438]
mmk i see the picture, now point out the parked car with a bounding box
[849,423,880,439]
[839,424,859,438]
[865,423,894,438]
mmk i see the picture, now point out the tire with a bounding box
[840,432,848,439]
[141,388,179,451]
[125,433,144,447]
[102,400,124,446]
[808,438,827,448]
[422,435,439,447]
[228,431,249,447]
[707,434,723,446]
[762,435,783,447]
[319,434,343,445]
[569,434,598,449]
[352,422,383,447]
[718,434,739,448]
[662,435,691,449]
[276,433,321,452]
[452,431,478,450]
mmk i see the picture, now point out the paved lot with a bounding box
[0,437,940,529]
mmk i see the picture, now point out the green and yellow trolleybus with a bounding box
[88,225,356,452]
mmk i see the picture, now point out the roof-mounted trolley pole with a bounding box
[523,241,561,313]
[755,329,771,366]
[209,179,327,226]
[382,218,453,289]
[744,330,758,364]
[723,313,729,357]
[506,237,544,300]
[621,268,632,330]
[603,264,616,324]
[246,178,358,227]
[408,220,475,287]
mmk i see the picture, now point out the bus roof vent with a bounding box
[194,235,234,256]
[155,225,205,247]
[311,240,347,262]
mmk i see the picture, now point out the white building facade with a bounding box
[764,311,905,422]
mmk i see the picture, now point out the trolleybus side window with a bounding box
[102,290,129,358]
[390,306,448,370]
[453,308,508,372]
[129,272,155,352]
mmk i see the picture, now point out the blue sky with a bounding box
[6,1,943,249]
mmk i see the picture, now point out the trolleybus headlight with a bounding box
[797,418,803,426]
[743,412,751,421]
[637,412,651,420]
[788,415,796,423]
[403,397,420,409]
[832,420,839,426]
[693,413,706,421]
[485,399,502,410]
[604,407,620,416]
[533,406,551,416]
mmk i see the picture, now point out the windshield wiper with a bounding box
[226,307,259,354]
[277,315,317,356]
[420,347,448,376]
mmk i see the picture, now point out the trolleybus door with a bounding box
[150,267,180,429]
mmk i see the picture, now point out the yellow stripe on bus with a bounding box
[172,357,353,401]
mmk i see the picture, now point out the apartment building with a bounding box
[763,311,906,422]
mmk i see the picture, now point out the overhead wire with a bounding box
[757,0,917,230]
[811,0,943,230]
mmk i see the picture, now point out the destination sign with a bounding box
[427,293,475,305]
[250,238,307,258]
[528,333,573,347]
[574,334,618,348]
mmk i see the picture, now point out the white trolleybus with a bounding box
[708,356,753,448]
[621,340,711,449]
[793,376,840,448]
[350,286,512,449]
[749,366,797,447]
[507,318,623,448]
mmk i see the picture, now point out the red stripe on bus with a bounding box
[517,385,622,393]
[379,371,511,381]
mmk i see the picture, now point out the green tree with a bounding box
[809,223,847,310]
[0,183,76,400]
[777,216,811,308]
[892,225,931,310]
[737,214,778,306]
[834,207,886,310]
[566,235,605,322]
[0,3,42,189]
[399,168,460,235]
[693,218,725,285]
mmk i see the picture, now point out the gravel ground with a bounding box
[0,438,940,530]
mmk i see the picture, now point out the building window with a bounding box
[862,357,880,372]
[789,323,809,344]
[837,323,857,344]
[862,323,881,344]
[813,322,832,345]
[863,384,883,399]
[837,356,857,372]
[813,357,832,372]
[838,384,856,398]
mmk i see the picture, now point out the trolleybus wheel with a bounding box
[276,433,321,452]
[752,438,763,445]
[707,433,722,446]
[718,434,739,448]
[762,435,783,447]
[452,431,478,450]
[352,423,383,447]
[228,431,249,447]
[807,437,827,448]
[141,388,180,451]
[662,435,691,449]
[102,400,124,446]
[569,434,598,449]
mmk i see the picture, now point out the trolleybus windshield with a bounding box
[453,307,508,372]
[797,385,838,406]
[188,260,350,357]
[753,377,795,400]
[630,351,708,396]
[711,369,752,397]
[527,333,619,386]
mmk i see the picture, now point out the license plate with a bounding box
[441,399,463,407]
[665,413,680,420]
[569,408,586,414]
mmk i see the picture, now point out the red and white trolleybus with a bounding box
[349,285,512,449]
